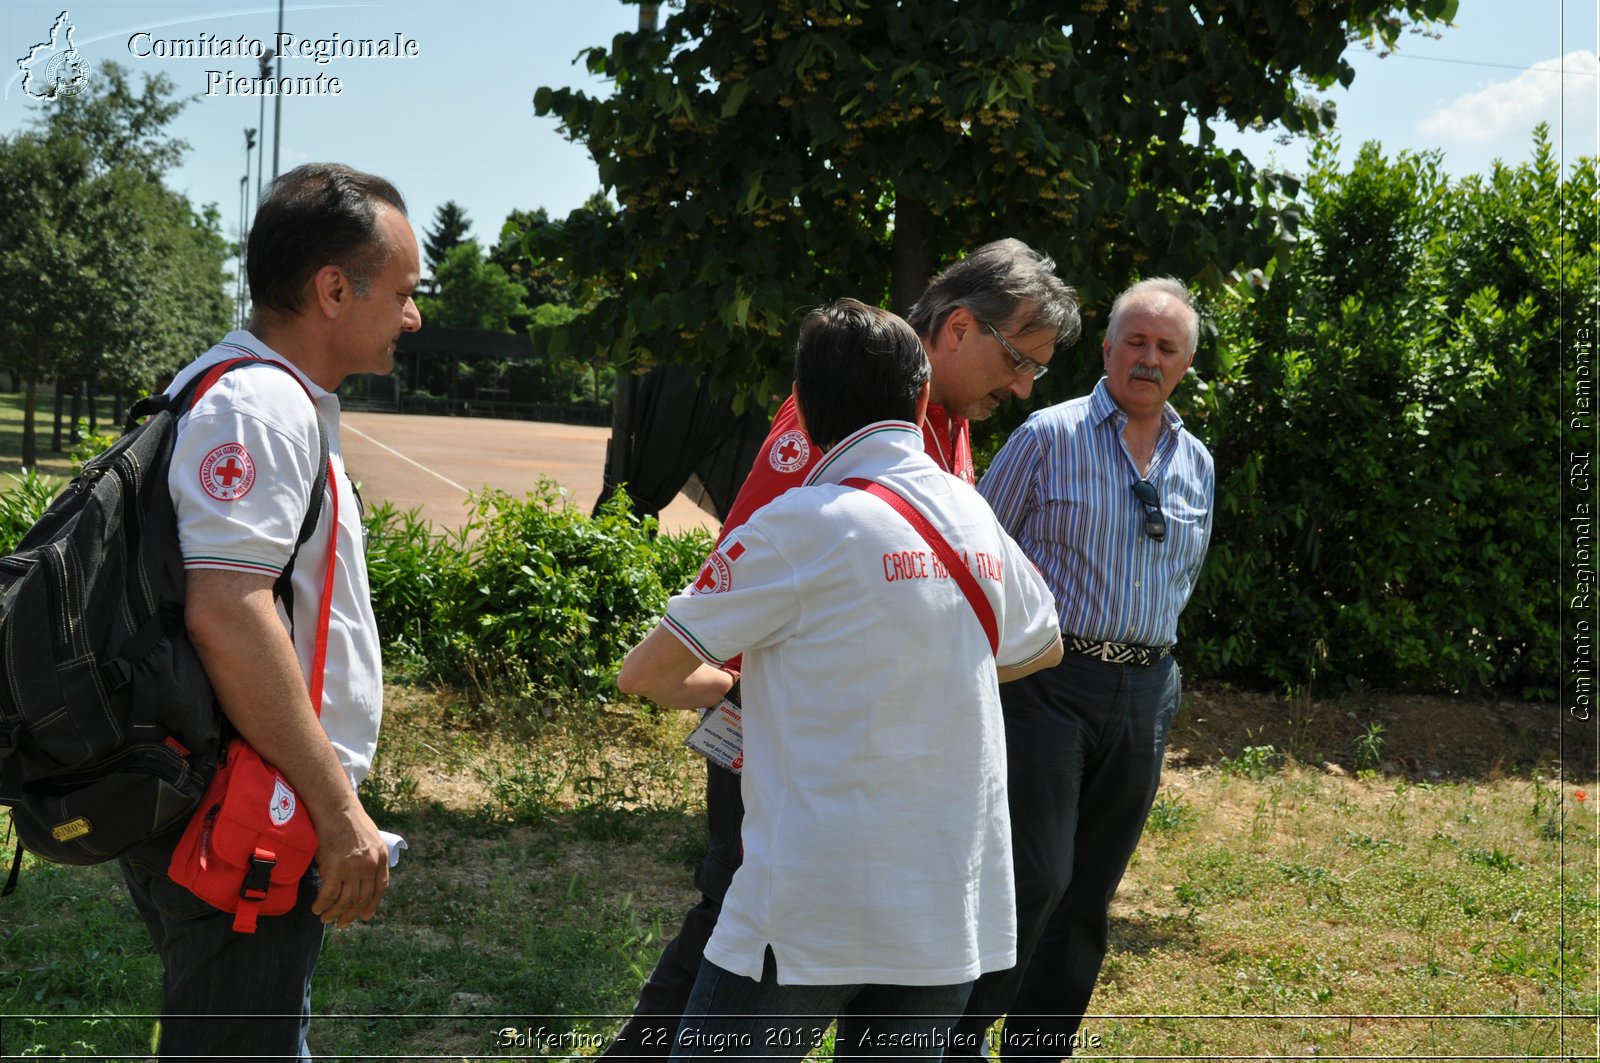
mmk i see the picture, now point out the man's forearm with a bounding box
[185,568,388,926]
[618,623,735,708]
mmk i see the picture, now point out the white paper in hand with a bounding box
[685,696,744,774]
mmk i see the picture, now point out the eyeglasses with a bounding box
[978,320,1050,381]
[1131,479,1166,543]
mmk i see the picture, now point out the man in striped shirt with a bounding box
[956,277,1215,1059]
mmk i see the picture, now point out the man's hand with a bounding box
[311,799,390,928]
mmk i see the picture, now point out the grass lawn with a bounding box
[3,681,1595,1061]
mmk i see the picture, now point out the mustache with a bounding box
[1129,364,1164,384]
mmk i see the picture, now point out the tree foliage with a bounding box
[1183,129,1585,696]
[535,0,1457,406]
[423,200,473,289]
[496,194,621,323]
[0,62,228,466]
[415,240,528,333]
[493,208,576,311]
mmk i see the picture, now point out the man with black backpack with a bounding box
[116,162,420,1060]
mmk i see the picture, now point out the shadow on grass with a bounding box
[1109,909,1202,958]
[1168,681,1576,783]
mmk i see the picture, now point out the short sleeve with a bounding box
[170,379,320,578]
[994,524,1060,669]
[661,518,800,667]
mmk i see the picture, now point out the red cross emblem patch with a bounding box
[199,442,256,502]
[690,540,745,595]
[268,776,297,826]
[768,430,810,474]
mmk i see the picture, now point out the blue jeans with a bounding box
[953,652,1180,1060]
[673,949,976,1062]
[119,825,327,1061]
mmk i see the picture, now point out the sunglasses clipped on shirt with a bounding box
[1131,479,1166,543]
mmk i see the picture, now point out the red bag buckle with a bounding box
[241,847,277,901]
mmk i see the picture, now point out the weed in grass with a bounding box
[1143,792,1195,836]
[610,893,669,984]
[1277,861,1347,907]
[1220,743,1280,781]
[479,759,566,825]
[1465,845,1524,872]
[1342,830,1403,854]
[359,769,421,820]
[1472,938,1570,984]
[1285,691,1320,765]
[1173,850,1255,912]
[1352,722,1385,775]
[1529,773,1565,841]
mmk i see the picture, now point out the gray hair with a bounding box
[907,238,1082,349]
[1106,277,1199,354]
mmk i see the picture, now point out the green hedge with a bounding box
[364,481,712,701]
[1177,131,1586,697]
[0,466,710,704]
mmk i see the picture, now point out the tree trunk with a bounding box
[51,383,64,453]
[69,381,84,444]
[22,378,37,470]
[889,195,932,320]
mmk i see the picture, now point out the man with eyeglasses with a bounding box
[602,239,1080,1060]
[957,277,1214,1059]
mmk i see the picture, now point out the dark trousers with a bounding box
[604,761,744,1059]
[119,825,327,1061]
[953,652,1180,1061]
[672,947,973,1062]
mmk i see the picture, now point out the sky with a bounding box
[1,1,1596,264]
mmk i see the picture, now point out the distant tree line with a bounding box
[0,63,231,468]
[406,196,618,408]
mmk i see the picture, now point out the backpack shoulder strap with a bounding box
[109,358,332,672]
[178,356,339,713]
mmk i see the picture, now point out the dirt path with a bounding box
[340,411,719,535]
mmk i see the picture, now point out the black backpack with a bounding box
[0,357,326,886]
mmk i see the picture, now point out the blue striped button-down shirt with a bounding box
[978,378,1214,648]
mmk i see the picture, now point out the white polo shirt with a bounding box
[663,420,1060,986]
[165,330,383,788]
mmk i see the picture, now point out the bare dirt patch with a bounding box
[1172,682,1573,781]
